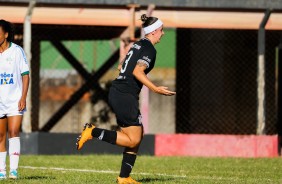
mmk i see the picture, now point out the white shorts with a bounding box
[0,111,25,118]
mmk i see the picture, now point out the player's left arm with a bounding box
[118,59,124,71]
[133,61,176,96]
[17,47,30,111]
[18,74,29,111]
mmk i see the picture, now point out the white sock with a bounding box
[9,137,20,171]
[0,152,7,173]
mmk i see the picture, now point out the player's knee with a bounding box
[0,133,6,143]
[128,139,141,148]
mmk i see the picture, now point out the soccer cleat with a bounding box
[116,176,141,184]
[0,172,6,180]
[76,123,95,150]
[9,170,18,179]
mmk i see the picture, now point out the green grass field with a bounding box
[2,155,282,184]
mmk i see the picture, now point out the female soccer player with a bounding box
[0,19,30,179]
[76,14,176,184]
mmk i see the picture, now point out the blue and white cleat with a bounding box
[9,170,18,179]
[0,172,6,180]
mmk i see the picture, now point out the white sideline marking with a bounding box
[21,166,187,178]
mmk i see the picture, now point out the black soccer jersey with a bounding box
[112,38,156,97]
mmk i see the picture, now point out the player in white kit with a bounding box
[0,19,30,179]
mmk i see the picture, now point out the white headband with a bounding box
[143,19,163,34]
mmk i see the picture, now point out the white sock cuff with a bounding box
[0,152,7,157]
[9,137,20,142]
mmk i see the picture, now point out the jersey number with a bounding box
[121,50,133,73]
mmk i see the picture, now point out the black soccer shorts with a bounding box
[108,86,142,127]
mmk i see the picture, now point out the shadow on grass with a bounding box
[139,177,177,183]
[21,176,56,180]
